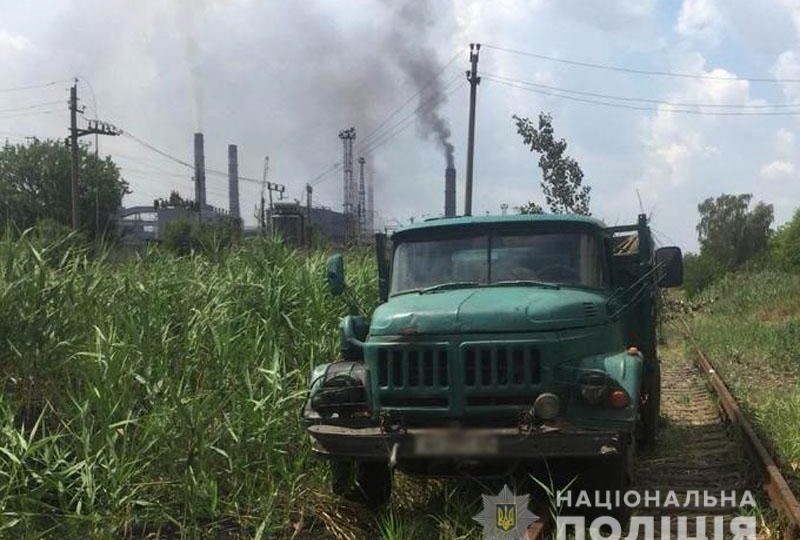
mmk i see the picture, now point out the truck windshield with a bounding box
[390,232,606,295]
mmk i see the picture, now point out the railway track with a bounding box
[629,344,753,538]
[525,325,800,540]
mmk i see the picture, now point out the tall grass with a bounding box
[687,270,800,491]
[0,230,376,538]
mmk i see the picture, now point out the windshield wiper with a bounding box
[419,281,482,294]
[486,280,560,290]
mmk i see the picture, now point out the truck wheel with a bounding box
[592,441,634,524]
[330,460,356,496]
[354,461,392,509]
[638,361,661,448]
[329,460,392,509]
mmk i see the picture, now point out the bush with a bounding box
[682,252,727,297]
[770,209,800,271]
[162,218,239,257]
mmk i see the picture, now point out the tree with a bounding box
[513,113,591,215]
[682,252,726,297]
[769,208,800,271]
[0,139,129,237]
[696,194,773,268]
[516,201,543,214]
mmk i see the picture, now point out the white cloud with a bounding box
[760,159,795,179]
[639,55,753,190]
[676,0,724,40]
[772,50,800,102]
[776,128,796,153]
[0,30,30,51]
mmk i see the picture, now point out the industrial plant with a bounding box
[113,129,383,246]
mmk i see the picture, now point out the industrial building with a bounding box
[115,130,374,246]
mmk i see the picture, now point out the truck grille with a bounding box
[463,345,540,387]
[377,347,449,389]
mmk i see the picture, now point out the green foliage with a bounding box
[162,218,195,254]
[513,113,591,215]
[696,193,773,268]
[162,218,239,257]
[769,208,800,271]
[0,233,379,538]
[682,252,727,297]
[688,270,800,490]
[0,139,130,237]
[515,201,544,215]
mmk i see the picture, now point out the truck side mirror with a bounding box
[375,232,390,302]
[326,254,346,296]
[655,246,683,288]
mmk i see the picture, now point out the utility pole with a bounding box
[357,156,366,239]
[68,80,121,230]
[69,84,79,229]
[306,183,312,247]
[260,156,269,234]
[464,43,481,217]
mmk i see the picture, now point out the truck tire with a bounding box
[591,441,634,524]
[354,461,392,509]
[638,360,661,448]
[329,460,392,509]
[330,460,355,496]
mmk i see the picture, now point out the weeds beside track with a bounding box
[0,232,377,539]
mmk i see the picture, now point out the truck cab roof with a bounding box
[392,214,608,241]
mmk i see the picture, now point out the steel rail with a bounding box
[680,317,800,540]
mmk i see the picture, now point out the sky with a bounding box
[1,0,799,251]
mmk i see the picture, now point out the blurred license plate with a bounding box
[413,431,498,456]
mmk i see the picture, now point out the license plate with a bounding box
[413,431,499,456]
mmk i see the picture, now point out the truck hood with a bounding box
[369,287,609,336]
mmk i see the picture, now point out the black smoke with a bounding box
[384,0,456,168]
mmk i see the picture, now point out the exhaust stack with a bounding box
[444,167,456,217]
[194,133,206,209]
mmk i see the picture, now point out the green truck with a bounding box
[304,213,683,507]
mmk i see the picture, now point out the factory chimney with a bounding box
[228,144,240,220]
[194,133,206,210]
[444,167,456,217]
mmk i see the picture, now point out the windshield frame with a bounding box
[389,224,609,297]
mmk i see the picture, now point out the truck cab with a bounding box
[304,213,683,507]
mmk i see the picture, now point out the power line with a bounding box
[297,48,464,200]
[0,109,62,120]
[121,132,194,169]
[483,43,800,84]
[121,131,282,190]
[0,80,69,92]
[358,56,463,149]
[484,76,800,116]
[360,79,467,157]
[310,162,342,186]
[482,72,800,109]
[356,71,464,154]
[119,165,192,180]
[0,100,64,114]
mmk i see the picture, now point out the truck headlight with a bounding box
[578,372,609,405]
[533,393,560,420]
[577,371,630,408]
[310,361,367,417]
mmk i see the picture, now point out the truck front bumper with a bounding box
[307,424,624,461]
